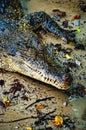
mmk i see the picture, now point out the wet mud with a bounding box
[0,0,86,130]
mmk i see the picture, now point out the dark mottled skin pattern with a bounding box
[0,1,73,89]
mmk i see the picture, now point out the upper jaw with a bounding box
[1,53,72,90]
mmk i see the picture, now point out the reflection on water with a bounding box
[70,97,86,130]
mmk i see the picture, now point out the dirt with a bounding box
[0,72,73,130]
[0,0,86,130]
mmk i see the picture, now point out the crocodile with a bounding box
[0,0,74,90]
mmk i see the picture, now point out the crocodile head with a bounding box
[0,51,73,90]
[0,20,73,90]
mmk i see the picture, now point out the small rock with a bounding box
[75,60,81,66]
[15,126,19,129]
[63,102,68,106]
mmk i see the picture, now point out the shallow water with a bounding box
[70,97,86,129]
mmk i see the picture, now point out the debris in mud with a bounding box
[26,127,32,130]
[35,104,46,110]
[0,79,5,87]
[9,79,24,94]
[0,0,86,129]
[72,14,81,20]
[0,79,29,109]
[0,72,80,130]
[50,115,63,126]
[0,68,6,73]
[21,95,28,101]
[2,90,10,95]
[76,27,81,33]
[52,9,66,17]
[62,19,69,28]
[72,14,81,26]
[3,97,11,107]
[25,97,55,110]
[65,53,71,59]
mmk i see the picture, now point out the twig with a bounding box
[39,108,56,121]
[0,109,56,123]
[25,96,55,110]
[0,113,5,115]
[0,116,37,123]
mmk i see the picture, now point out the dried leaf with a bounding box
[35,104,45,110]
[3,97,10,103]
[50,116,63,126]
[3,97,11,107]
[55,116,63,125]
[5,102,11,107]
[55,50,59,55]
[76,27,81,33]
[26,127,32,130]
[65,53,71,59]
[49,121,56,126]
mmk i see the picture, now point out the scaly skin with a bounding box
[0,2,74,90]
[25,11,76,43]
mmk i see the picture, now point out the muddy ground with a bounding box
[0,0,86,130]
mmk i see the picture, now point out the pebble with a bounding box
[15,126,19,129]
[63,102,68,106]
[75,60,81,66]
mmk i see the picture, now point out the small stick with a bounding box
[39,109,56,121]
[0,109,56,123]
[0,113,5,115]
[25,96,55,110]
[0,116,37,123]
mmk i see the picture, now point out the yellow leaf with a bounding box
[3,97,10,103]
[55,116,63,125]
[55,50,59,55]
[24,23,26,27]
[35,104,45,110]
[49,121,56,126]
[77,27,81,33]
[43,41,46,44]
[26,127,32,130]
[65,54,71,59]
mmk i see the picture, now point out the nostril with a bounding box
[62,74,73,84]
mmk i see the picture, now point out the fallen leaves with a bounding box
[26,127,32,130]
[55,116,63,125]
[3,97,11,107]
[65,53,71,59]
[35,104,46,110]
[50,115,63,126]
